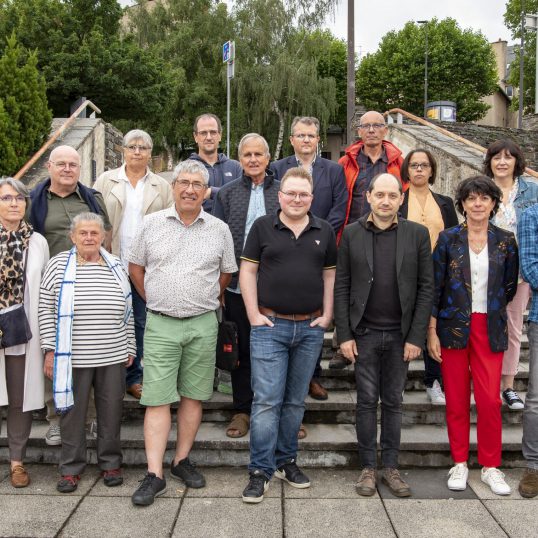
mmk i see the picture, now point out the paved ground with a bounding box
[0,465,537,537]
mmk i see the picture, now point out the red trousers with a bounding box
[440,313,503,467]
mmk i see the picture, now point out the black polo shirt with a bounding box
[241,211,337,315]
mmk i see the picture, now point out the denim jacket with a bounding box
[514,176,538,224]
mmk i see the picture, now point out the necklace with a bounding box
[77,253,105,266]
[468,237,487,254]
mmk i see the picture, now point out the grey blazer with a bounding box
[334,215,434,347]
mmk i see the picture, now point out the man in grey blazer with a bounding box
[334,173,433,498]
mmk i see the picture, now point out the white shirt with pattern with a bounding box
[128,205,237,318]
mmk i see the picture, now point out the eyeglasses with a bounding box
[292,134,318,140]
[280,190,313,201]
[0,195,26,204]
[174,179,207,191]
[359,123,385,130]
[196,130,219,138]
[409,163,431,170]
[50,161,80,169]
[125,145,150,152]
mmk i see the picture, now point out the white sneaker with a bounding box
[481,467,511,495]
[45,423,61,446]
[427,380,446,405]
[447,463,468,490]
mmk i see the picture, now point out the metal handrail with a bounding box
[384,107,538,180]
[14,99,102,181]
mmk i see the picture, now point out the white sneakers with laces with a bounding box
[481,467,511,495]
[447,463,468,490]
[426,380,446,405]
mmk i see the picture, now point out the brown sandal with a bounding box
[226,413,250,438]
[298,423,307,440]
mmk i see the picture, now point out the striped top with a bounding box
[39,251,136,367]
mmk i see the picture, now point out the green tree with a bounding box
[355,18,498,122]
[504,0,538,113]
[0,33,51,175]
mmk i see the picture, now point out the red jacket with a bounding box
[338,139,406,232]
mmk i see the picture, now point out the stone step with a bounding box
[0,421,524,469]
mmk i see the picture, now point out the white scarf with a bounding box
[53,246,132,414]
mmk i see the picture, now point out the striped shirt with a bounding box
[39,251,136,367]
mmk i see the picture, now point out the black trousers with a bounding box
[225,290,253,414]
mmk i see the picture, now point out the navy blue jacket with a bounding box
[432,223,519,352]
[270,156,347,234]
[189,152,242,213]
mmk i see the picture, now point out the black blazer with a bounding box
[334,216,434,347]
[400,190,459,230]
[270,156,347,234]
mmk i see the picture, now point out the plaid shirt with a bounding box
[518,204,538,323]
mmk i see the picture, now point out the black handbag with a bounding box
[0,249,32,349]
[216,307,239,371]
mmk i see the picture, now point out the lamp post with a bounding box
[417,20,429,119]
[519,2,526,128]
[347,0,355,144]
[525,13,538,114]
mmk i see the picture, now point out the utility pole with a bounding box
[519,1,526,128]
[346,0,355,145]
[525,13,538,114]
[417,20,429,118]
[223,40,235,156]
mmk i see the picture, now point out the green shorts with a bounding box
[140,310,218,406]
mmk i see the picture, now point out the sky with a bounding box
[120,1,515,57]
[328,0,514,58]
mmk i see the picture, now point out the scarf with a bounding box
[0,221,33,309]
[53,246,132,414]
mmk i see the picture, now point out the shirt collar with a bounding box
[365,212,399,231]
[46,183,83,200]
[164,205,207,226]
[295,155,317,173]
[118,163,149,183]
[359,146,388,164]
[272,209,320,230]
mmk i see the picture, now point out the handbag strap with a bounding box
[20,246,29,305]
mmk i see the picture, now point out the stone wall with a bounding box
[104,122,123,171]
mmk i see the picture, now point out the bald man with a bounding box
[29,145,111,447]
[338,111,405,228]
[334,173,433,498]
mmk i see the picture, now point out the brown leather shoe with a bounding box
[10,465,30,488]
[126,383,143,400]
[356,468,377,496]
[382,468,411,497]
[519,468,538,498]
[309,380,328,401]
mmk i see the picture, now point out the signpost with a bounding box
[223,40,235,157]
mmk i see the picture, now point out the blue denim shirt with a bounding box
[514,176,538,224]
[518,204,538,323]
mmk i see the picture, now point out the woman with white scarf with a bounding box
[39,212,134,493]
[0,177,49,488]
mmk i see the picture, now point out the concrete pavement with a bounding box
[1,465,537,537]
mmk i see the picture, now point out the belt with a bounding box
[258,306,321,322]
[146,308,180,319]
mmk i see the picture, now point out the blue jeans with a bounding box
[249,317,325,479]
[126,282,145,386]
[354,327,409,469]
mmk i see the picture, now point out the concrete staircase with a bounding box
[0,331,528,469]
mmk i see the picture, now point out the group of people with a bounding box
[1,110,538,507]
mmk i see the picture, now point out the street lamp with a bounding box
[417,20,429,119]
[525,13,538,114]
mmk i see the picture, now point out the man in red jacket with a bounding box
[339,111,406,228]
[330,111,406,369]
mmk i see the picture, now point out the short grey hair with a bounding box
[123,129,153,150]
[70,212,106,233]
[238,133,270,158]
[290,116,320,135]
[172,159,209,184]
[0,177,29,198]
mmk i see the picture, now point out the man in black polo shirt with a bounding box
[239,167,337,503]
[334,173,433,498]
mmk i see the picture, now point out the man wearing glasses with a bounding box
[129,160,237,506]
[94,130,173,401]
[339,110,405,229]
[29,144,112,448]
[240,167,336,503]
[190,113,242,214]
[213,134,280,440]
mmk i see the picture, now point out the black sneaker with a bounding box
[131,472,167,506]
[242,470,269,503]
[57,474,80,493]
[274,459,311,488]
[170,457,206,488]
[502,388,524,410]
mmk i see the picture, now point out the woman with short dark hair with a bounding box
[428,175,518,495]
[400,149,458,405]
[0,177,49,488]
[484,139,538,410]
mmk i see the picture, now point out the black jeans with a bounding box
[354,327,409,469]
[225,290,253,414]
